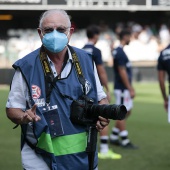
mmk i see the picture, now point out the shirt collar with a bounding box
[67,47,73,62]
[47,46,73,65]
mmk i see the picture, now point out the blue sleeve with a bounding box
[157,53,165,71]
[93,48,103,65]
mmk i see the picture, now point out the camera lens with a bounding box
[87,104,127,120]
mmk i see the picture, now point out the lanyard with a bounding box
[39,46,86,104]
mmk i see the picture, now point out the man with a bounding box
[83,25,121,159]
[157,44,170,123]
[83,25,110,101]
[6,9,110,170]
[110,29,138,149]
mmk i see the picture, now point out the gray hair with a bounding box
[39,9,71,28]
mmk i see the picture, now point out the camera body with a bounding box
[70,96,127,126]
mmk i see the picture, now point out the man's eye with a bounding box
[44,28,54,33]
[57,28,66,33]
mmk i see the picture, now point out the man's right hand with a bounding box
[21,104,41,124]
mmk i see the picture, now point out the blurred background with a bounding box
[1,0,170,170]
[1,0,170,82]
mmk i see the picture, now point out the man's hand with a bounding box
[164,97,168,112]
[96,116,110,132]
[129,87,135,99]
[21,104,41,124]
[96,98,110,131]
[106,91,111,103]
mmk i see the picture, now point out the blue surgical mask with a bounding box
[42,30,68,53]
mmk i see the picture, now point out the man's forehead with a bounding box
[42,13,67,27]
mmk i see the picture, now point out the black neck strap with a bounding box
[39,46,86,104]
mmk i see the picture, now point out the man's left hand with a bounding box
[96,116,110,132]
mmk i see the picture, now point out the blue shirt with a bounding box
[83,43,103,65]
[112,46,132,90]
[157,44,170,83]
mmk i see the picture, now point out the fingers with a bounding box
[21,112,33,124]
[30,104,41,121]
[98,116,110,125]
[96,116,110,132]
[21,104,41,124]
[31,104,37,113]
[30,104,38,121]
[100,121,105,127]
[96,121,103,132]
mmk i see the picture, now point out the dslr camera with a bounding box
[70,95,127,126]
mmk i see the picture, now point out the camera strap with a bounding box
[39,46,54,104]
[39,46,86,104]
[39,46,69,104]
[68,45,86,95]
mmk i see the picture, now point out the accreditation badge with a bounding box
[43,105,64,138]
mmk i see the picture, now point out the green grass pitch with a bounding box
[0,82,170,170]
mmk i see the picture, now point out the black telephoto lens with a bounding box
[87,104,127,120]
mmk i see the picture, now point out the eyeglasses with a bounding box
[41,27,70,34]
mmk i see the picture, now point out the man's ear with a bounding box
[37,28,41,35]
[70,27,74,36]
[68,28,74,42]
[37,28,43,39]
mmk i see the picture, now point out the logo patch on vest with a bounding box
[81,79,91,94]
[34,98,45,107]
[32,85,41,99]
